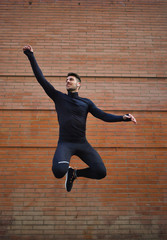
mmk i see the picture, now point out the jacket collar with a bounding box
[68,91,79,98]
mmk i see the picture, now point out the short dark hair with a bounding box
[67,72,81,82]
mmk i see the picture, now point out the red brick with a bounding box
[1,0,167,239]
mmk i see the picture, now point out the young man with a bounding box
[23,45,137,192]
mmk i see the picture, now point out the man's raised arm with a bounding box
[23,45,58,101]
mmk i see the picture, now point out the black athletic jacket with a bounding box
[24,50,130,142]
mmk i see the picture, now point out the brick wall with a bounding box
[0,0,167,240]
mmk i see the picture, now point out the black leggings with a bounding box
[52,140,106,180]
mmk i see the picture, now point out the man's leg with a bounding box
[54,141,106,192]
[76,141,106,179]
[52,142,73,179]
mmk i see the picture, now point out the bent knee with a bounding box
[52,166,67,179]
[96,167,107,179]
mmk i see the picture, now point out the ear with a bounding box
[77,82,81,88]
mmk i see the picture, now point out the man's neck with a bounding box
[67,89,79,93]
[67,91,79,98]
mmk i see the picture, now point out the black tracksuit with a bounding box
[24,50,130,179]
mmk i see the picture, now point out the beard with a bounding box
[66,84,78,92]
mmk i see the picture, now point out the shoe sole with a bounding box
[65,166,72,191]
[65,171,68,191]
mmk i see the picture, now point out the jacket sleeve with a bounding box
[24,50,58,101]
[88,99,128,122]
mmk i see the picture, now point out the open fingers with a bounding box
[128,114,137,124]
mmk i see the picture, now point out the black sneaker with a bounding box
[65,167,77,192]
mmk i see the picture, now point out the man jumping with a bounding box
[23,45,137,192]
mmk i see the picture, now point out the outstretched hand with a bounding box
[23,45,33,53]
[123,113,137,124]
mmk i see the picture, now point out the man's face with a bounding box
[66,76,81,92]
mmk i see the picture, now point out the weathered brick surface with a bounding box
[0,76,167,110]
[0,0,167,77]
[0,0,167,240]
[0,110,166,148]
[0,148,166,240]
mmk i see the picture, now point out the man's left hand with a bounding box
[123,114,137,124]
